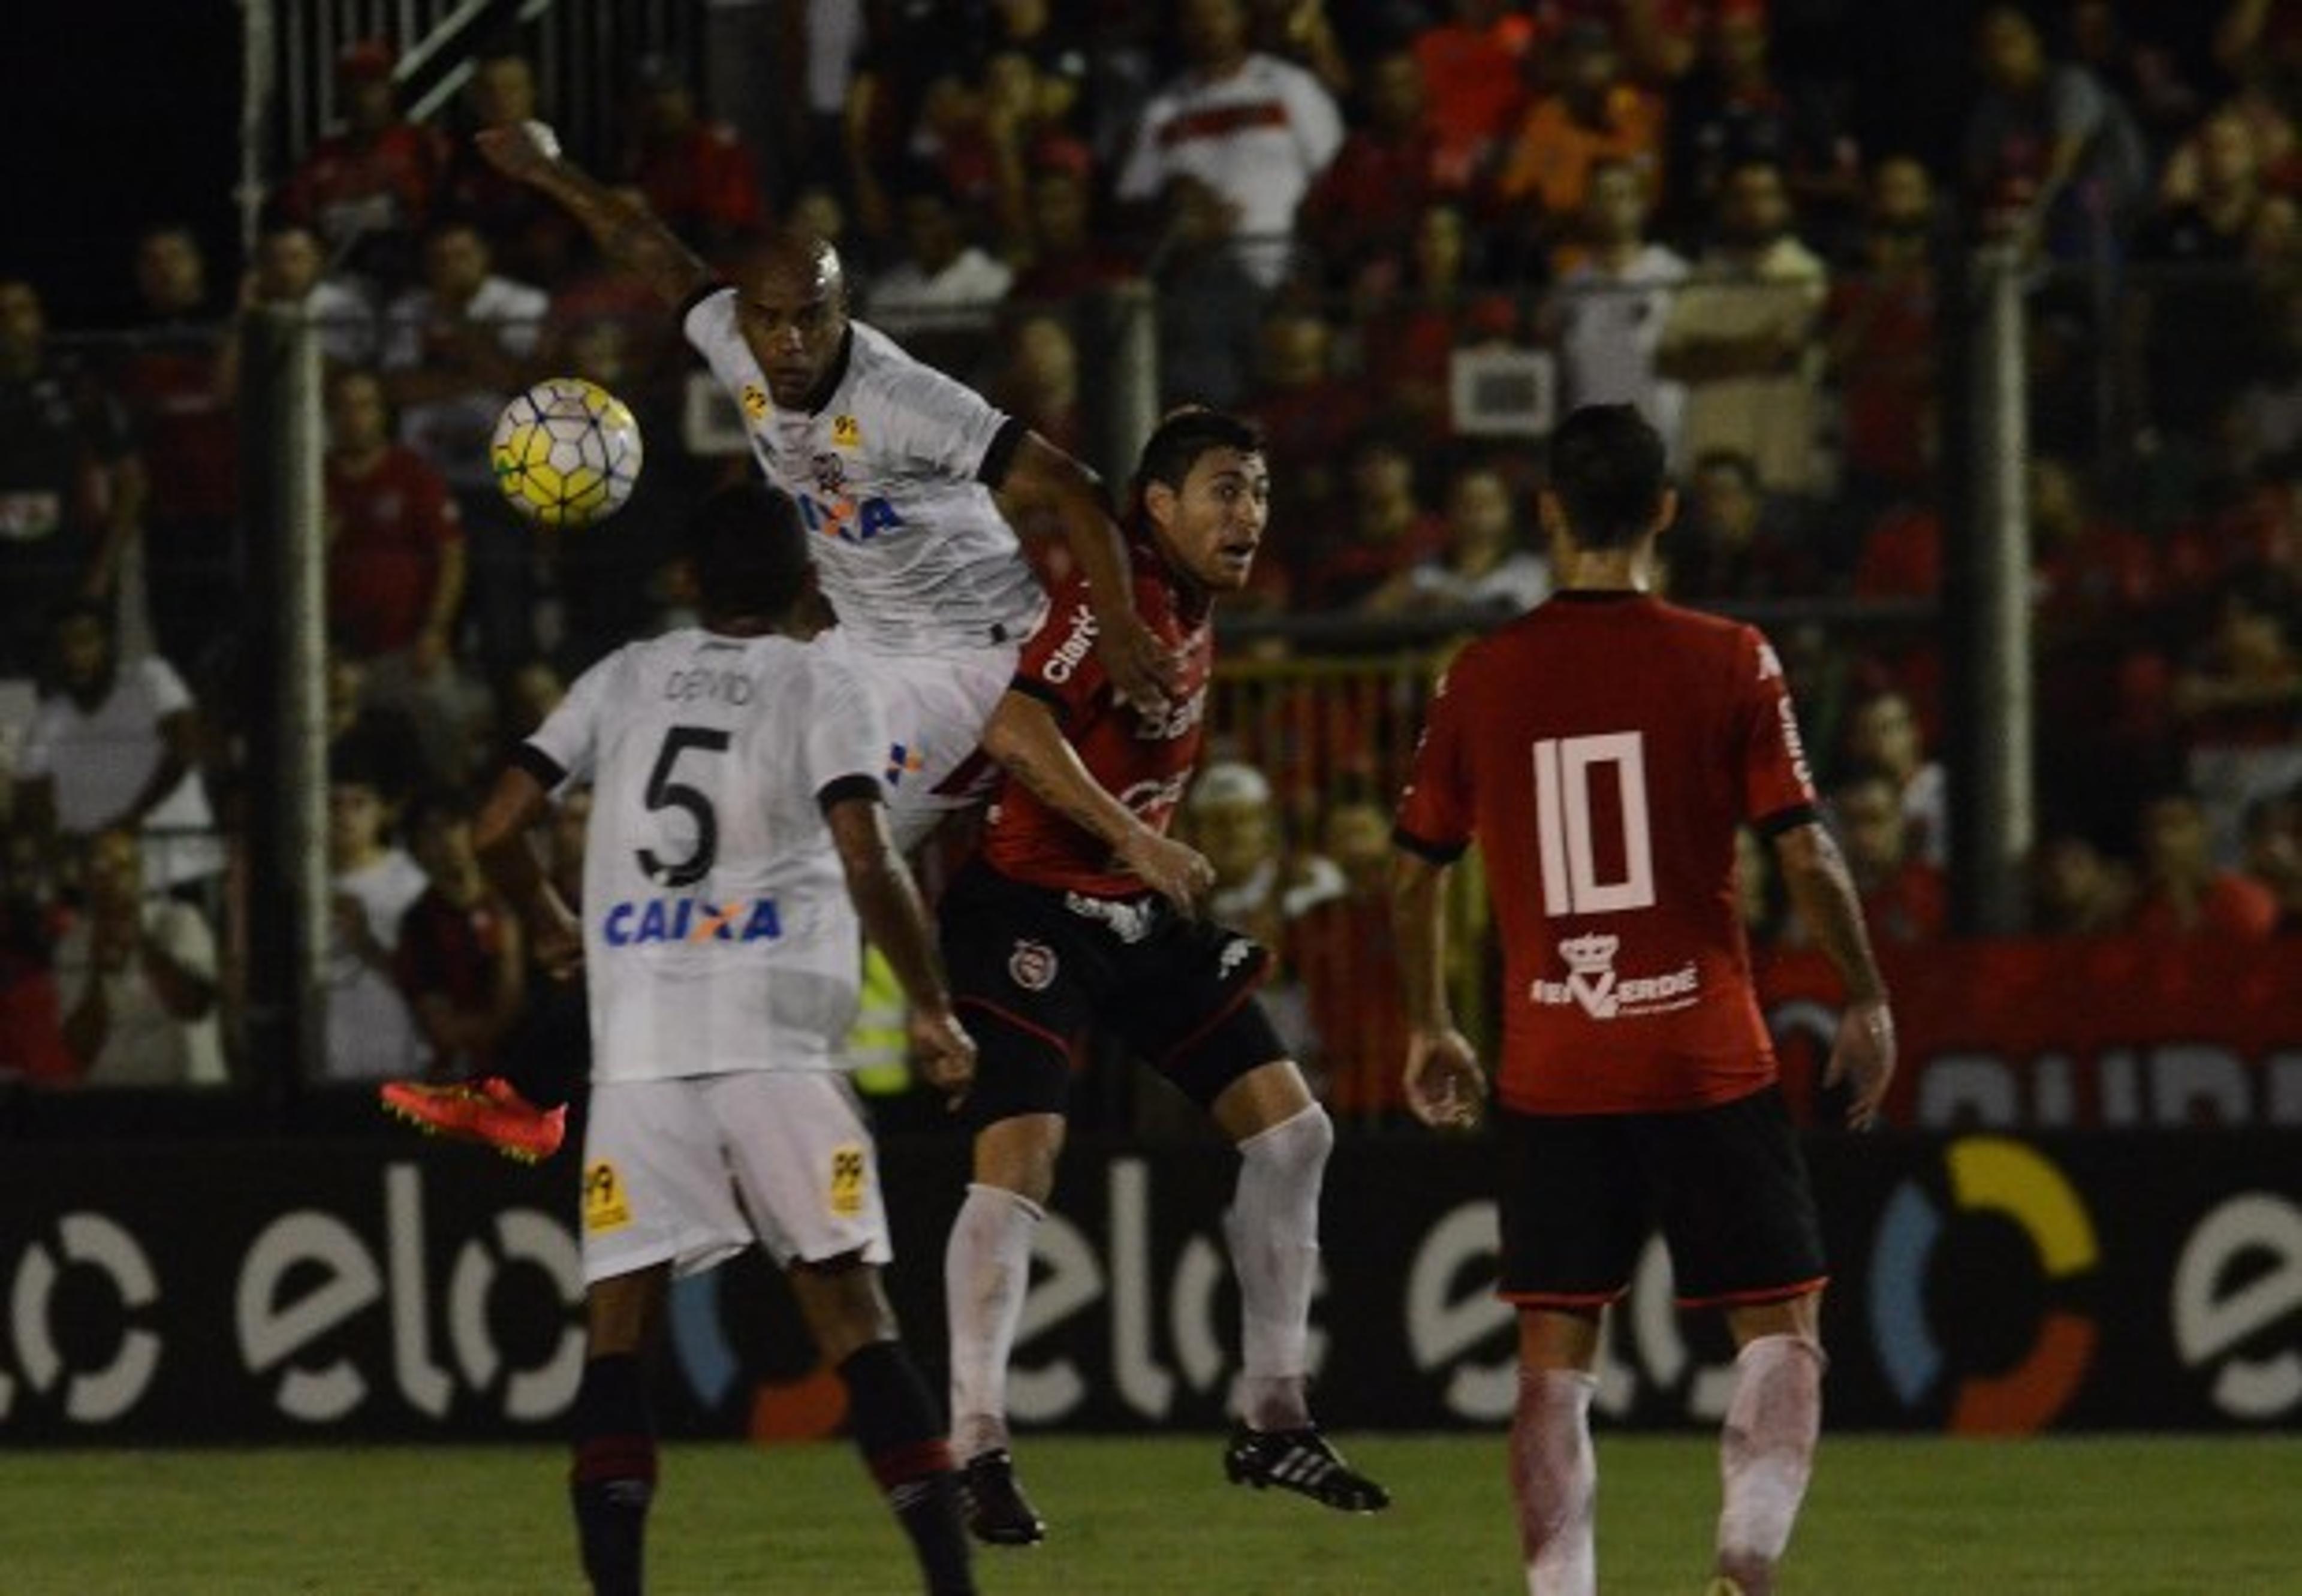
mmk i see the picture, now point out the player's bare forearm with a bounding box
[1772,822,1888,1004]
[827,800,953,1016]
[481,128,710,307]
[999,438,1178,711]
[998,436,1134,616]
[1388,850,1455,1034]
[473,767,558,924]
[981,692,1145,855]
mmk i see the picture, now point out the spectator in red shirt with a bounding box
[1409,0,1535,193]
[1243,305,1369,535]
[323,367,479,789]
[0,834,73,1087]
[115,224,240,687]
[619,54,769,257]
[394,789,526,1081]
[1357,200,1522,450]
[2125,788,2280,939]
[2027,829,2137,937]
[1297,48,1443,295]
[2168,570,2302,864]
[1826,156,1940,512]
[1008,162,1137,306]
[1298,430,1445,611]
[1289,789,1412,1119]
[1827,770,1947,943]
[436,41,586,289]
[1663,448,1826,604]
[275,38,448,291]
[2239,787,2302,933]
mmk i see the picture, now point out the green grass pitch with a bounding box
[2,1434,2294,1593]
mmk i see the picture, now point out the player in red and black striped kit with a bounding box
[1391,405,1896,1596]
[938,408,1389,1546]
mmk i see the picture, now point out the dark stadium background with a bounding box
[16,0,2237,330]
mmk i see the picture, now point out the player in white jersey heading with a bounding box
[383,117,1180,1157]
[475,116,1179,842]
[470,482,980,1596]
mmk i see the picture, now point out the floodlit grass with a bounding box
[0,1433,2294,1593]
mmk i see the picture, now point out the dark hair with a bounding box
[688,479,812,622]
[1546,404,1668,550]
[1130,407,1264,510]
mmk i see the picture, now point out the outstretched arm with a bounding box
[474,122,714,308]
[996,434,1182,717]
[1771,819,1896,1128]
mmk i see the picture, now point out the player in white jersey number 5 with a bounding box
[471,482,981,1596]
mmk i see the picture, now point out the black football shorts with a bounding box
[937,861,1285,1127]
[1495,1084,1827,1310]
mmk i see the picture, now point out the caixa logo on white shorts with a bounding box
[1529,933,1700,1019]
[1008,940,1059,991]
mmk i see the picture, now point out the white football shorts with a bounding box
[858,634,1020,852]
[578,1071,893,1285]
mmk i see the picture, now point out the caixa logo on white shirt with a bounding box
[1529,933,1700,1019]
[601,896,782,946]
[795,489,905,544]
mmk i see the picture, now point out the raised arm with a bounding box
[1770,819,1896,1128]
[474,122,714,308]
[978,689,1214,911]
[995,435,1182,717]
[824,794,974,1100]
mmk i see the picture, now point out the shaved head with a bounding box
[734,228,852,409]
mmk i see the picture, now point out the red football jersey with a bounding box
[1395,592,1818,1114]
[979,541,1213,896]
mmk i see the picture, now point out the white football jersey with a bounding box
[682,290,1049,655]
[525,626,887,1082]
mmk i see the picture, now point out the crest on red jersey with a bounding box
[1008,939,1058,991]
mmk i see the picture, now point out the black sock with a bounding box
[840,1339,975,1596]
[570,1353,655,1596]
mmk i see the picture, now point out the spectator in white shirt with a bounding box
[13,599,225,895]
[54,827,226,1087]
[1115,0,1344,288]
[863,170,1017,361]
[323,750,427,1081]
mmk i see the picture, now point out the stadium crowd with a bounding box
[3,0,2301,1110]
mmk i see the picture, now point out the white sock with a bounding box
[1515,1368,1598,1596]
[1716,1333,1825,1589]
[1222,1103,1332,1430]
[943,1182,1043,1461]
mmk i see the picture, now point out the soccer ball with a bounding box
[490,377,643,528]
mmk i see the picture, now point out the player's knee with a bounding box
[1240,1100,1333,1179]
[789,1254,897,1360]
[972,1112,1065,1203]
